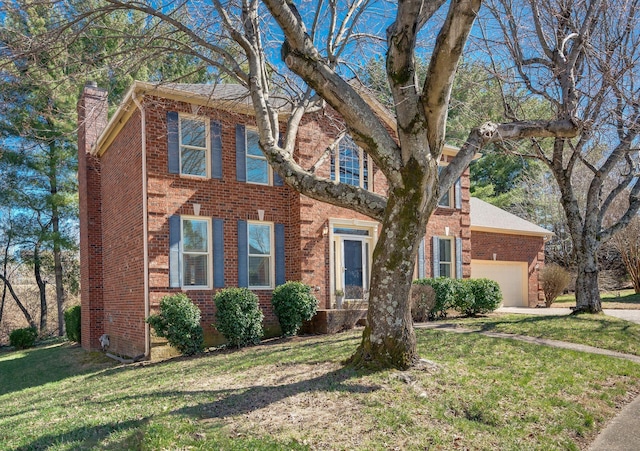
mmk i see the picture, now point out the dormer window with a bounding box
[331,135,370,190]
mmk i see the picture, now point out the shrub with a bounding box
[214,288,264,347]
[540,264,571,307]
[271,281,319,336]
[64,305,81,342]
[10,327,38,350]
[451,279,475,316]
[465,278,503,315]
[410,283,436,322]
[147,293,204,355]
[416,277,457,319]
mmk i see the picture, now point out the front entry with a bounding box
[342,238,367,300]
[331,220,377,307]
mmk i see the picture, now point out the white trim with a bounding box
[178,113,210,178]
[331,135,371,190]
[437,236,454,278]
[180,216,213,290]
[329,218,377,306]
[247,220,275,289]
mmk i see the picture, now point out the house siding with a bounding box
[470,231,545,306]
[100,110,146,358]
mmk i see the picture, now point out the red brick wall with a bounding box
[471,231,545,306]
[77,84,107,351]
[142,97,301,344]
[100,110,147,357]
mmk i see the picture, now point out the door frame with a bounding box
[329,219,378,307]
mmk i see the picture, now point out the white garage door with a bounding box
[471,260,528,307]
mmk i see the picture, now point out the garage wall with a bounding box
[470,231,545,307]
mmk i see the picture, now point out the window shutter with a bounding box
[275,223,285,286]
[167,111,179,174]
[211,120,223,179]
[454,178,462,209]
[456,237,463,279]
[213,218,224,288]
[273,133,284,186]
[169,215,181,287]
[432,236,440,278]
[237,220,248,287]
[417,237,425,279]
[236,124,246,182]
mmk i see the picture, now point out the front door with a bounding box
[343,239,365,300]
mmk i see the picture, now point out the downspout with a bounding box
[132,93,150,359]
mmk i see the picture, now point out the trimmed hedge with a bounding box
[147,293,204,356]
[64,305,81,342]
[9,327,38,350]
[271,281,318,336]
[413,277,502,319]
[214,288,264,348]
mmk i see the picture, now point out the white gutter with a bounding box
[132,93,150,359]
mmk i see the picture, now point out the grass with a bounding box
[1,329,640,450]
[447,313,640,356]
[552,289,640,309]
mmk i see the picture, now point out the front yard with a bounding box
[552,289,640,309]
[2,315,640,451]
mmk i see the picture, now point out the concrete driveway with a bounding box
[496,307,640,324]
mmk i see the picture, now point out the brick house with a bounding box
[78,81,550,358]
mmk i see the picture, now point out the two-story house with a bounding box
[78,81,550,359]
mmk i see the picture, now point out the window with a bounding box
[248,222,273,288]
[438,237,453,278]
[246,128,270,184]
[179,116,209,177]
[181,217,211,287]
[438,166,453,208]
[331,135,369,189]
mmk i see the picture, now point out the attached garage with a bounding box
[471,260,528,307]
[470,198,553,307]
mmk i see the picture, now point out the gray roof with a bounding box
[146,82,291,109]
[470,197,553,237]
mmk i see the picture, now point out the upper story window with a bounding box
[331,135,369,190]
[180,116,209,177]
[181,217,211,288]
[248,221,273,288]
[438,166,454,208]
[246,128,270,185]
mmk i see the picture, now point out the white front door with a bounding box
[331,222,376,304]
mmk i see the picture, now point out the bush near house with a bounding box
[64,305,81,342]
[214,288,264,348]
[147,294,204,356]
[413,278,502,319]
[410,283,437,322]
[540,264,571,307]
[9,327,38,349]
[271,281,319,336]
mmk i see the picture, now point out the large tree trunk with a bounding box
[348,168,435,369]
[573,244,602,313]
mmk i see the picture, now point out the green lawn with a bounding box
[1,328,640,450]
[448,313,640,356]
[553,289,640,309]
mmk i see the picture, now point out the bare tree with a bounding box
[611,215,640,294]
[485,0,640,313]
[12,0,578,368]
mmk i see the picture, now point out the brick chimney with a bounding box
[77,81,108,351]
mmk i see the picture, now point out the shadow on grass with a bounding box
[12,418,148,451]
[0,343,115,397]
[176,366,379,419]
